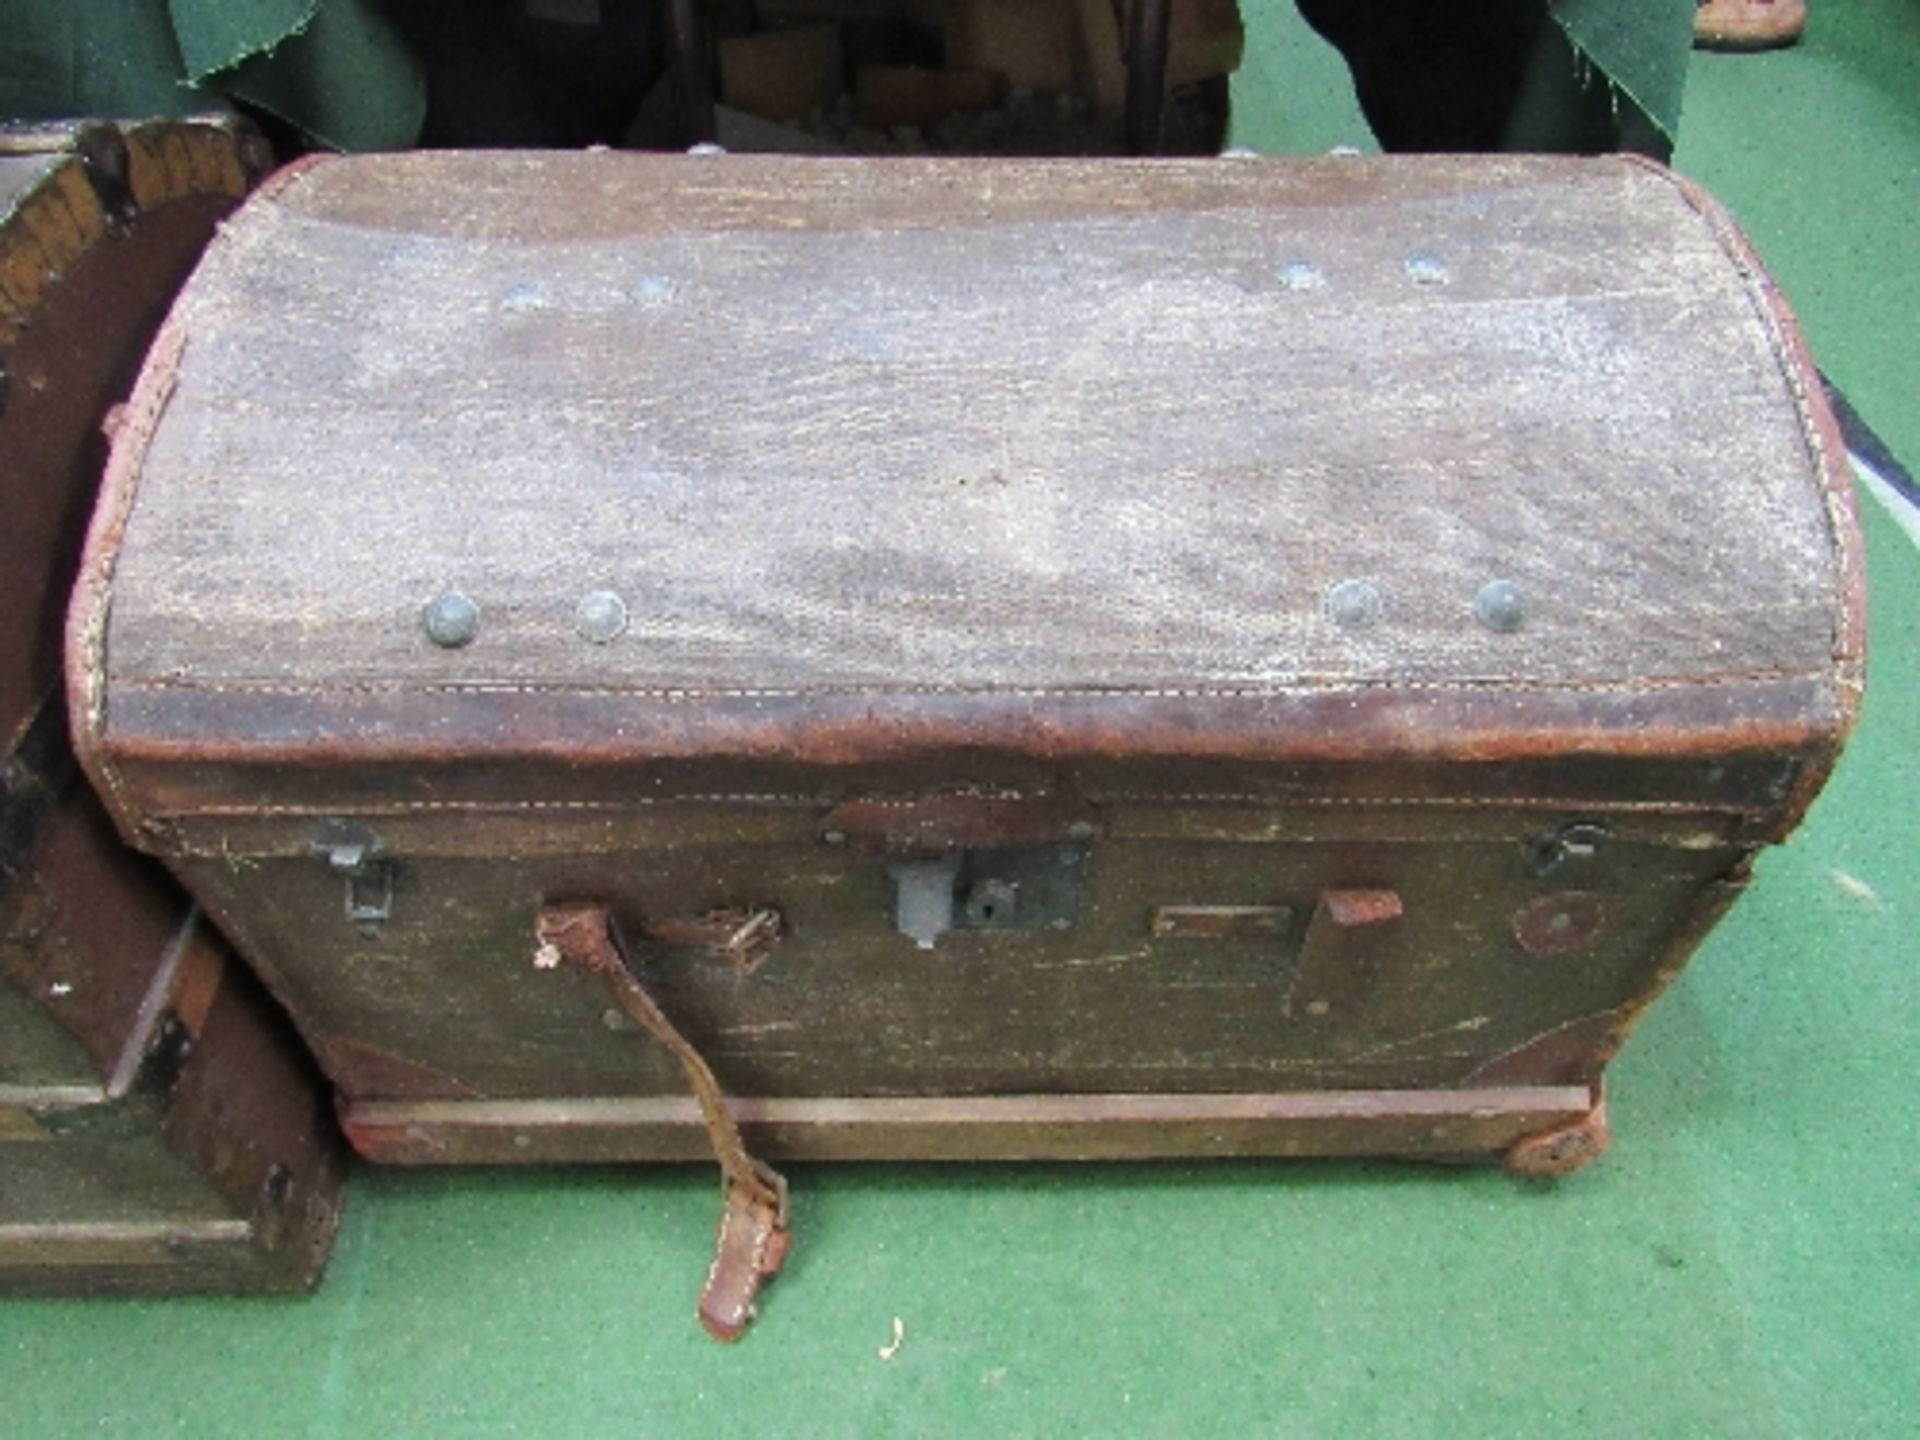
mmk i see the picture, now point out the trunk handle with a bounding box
[534,902,789,1342]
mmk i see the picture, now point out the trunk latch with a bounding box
[309,820,395,936]
[1526,820,1612,878]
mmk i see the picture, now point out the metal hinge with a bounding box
[309,820,396,936]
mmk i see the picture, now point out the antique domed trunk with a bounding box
[68,151,1861,1333]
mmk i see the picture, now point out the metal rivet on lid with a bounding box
[574,590,630,644]
[1511,892,1607,956]
[1404,254,1450,286]
[1276,260,1326,292]
[631,274,675,305]
[1475,579,1528,633]
[500,282,549,312]
[1324,579,1383,629]
[422,592,479,649]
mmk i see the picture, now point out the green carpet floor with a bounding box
[5,3,1917,1435]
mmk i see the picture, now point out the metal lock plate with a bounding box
[888,845,1089,950]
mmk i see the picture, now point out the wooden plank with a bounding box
[343,1086,1594,1163]
[0,1220,276,1296]
[0,1219,252,1245]
[0,984,99,1092]
[0,1087,106,1112]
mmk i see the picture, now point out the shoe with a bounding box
[1694,0,1807,51]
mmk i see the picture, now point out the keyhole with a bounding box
[963,879,1019,927]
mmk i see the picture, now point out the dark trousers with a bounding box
[1296,0,1673,160]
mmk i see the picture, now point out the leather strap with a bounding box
[536,902,789,1342]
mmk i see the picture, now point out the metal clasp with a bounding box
[886,845,1089,951]
[1525,821,1612,878]
[309,820,395,936]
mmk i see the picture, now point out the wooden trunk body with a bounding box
[69,153,1862,1173]
[1,699,345,1293]
[1,121,343,1294]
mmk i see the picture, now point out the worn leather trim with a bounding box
[98,669,1837,763]
[1624,156,1866,833]
[66,316,184,847]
